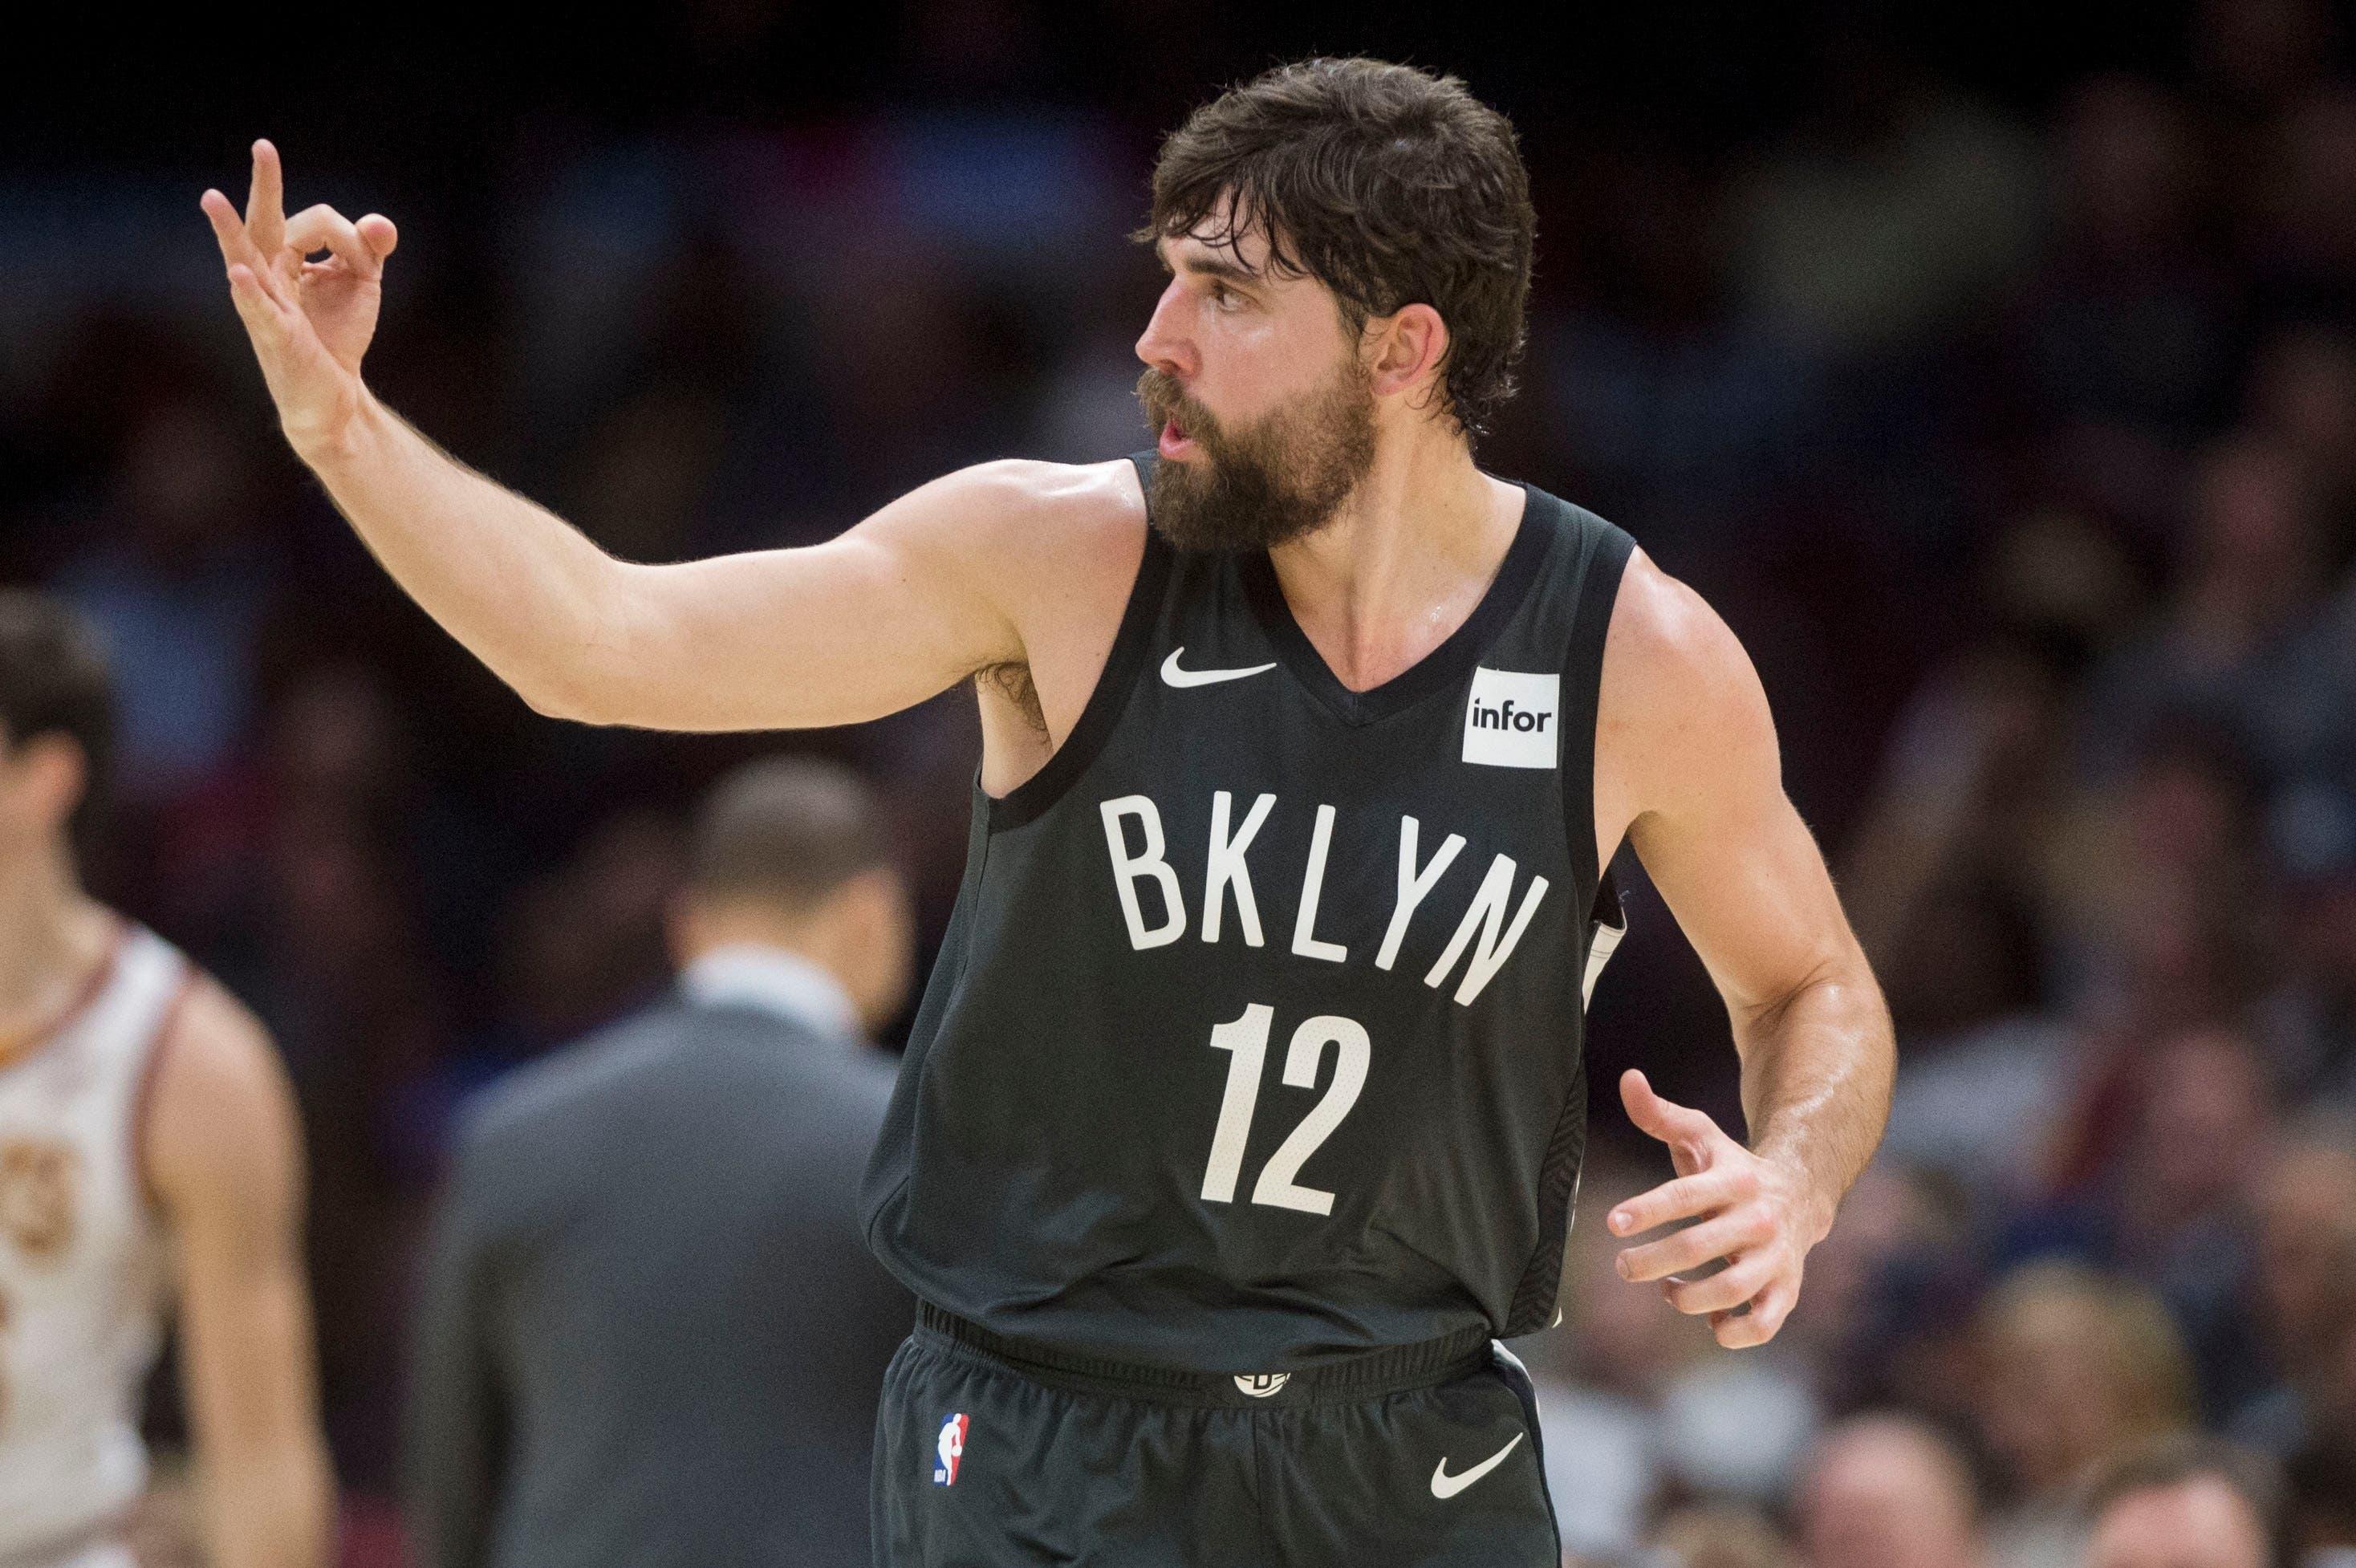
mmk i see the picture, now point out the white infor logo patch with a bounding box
[1461,668,1562,770]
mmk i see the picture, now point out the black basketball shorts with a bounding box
[870,1303,1559,1567]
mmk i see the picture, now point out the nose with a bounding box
[1135,277,1196,382]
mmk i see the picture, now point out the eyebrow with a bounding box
[1156,239,1262,286]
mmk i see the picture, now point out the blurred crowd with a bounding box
[7,1,2356,1564]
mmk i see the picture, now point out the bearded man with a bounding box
[203,55,1894,1567]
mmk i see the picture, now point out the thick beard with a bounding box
[1137,363,1377,553]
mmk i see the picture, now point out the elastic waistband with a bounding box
[912,1301,1496,1409]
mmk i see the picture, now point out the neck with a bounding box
[0,843,112,1032]
[677,909,851,1003]
[1263,432,1524,691]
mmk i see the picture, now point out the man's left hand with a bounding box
[1606,1067,1827,1350]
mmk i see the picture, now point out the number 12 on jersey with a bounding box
[1199,1004,1369,1216]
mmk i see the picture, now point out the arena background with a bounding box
[6,1,2356,1561]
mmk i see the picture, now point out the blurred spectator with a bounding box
[2192,0,2341,124]
[2075,433,2330,788]
[1777,1160,1980,1418]
[2083,1435,2293,1568]
[2232,1117,2356,1456]
[2247,87,2356,323]
[1873,879,2070,1219]
[1972,1261,2197,1568]
[1647,1504,1805,1568]
[51,396,280,803]
[2005,1028,2275,1418]
[2263,785,2356,1099]
[1795,1412,1982,1568]
[1537,141,1822,558]
[2005,71,2237,500]
[2245,324,2356,532]
[1733,34,2040,357]
[2286,1424,2356,1562]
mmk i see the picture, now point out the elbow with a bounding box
[524,567,662,727]
[518,676,595,724]
[513,660,628,726]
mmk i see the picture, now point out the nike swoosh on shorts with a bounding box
[1429,1432,1525,1499]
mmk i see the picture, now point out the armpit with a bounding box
[976,660,1050,741]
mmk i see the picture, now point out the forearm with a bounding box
[199,1436,334,1568]
[1732,961,1894,1243]
[301,388,628,719]
[185,1271,335,1568]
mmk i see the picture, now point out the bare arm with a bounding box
[144,978,334,1568]
[1592,550,1895,1348]
[201,141,1088,732]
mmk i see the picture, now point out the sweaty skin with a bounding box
[202,140,1892,1351]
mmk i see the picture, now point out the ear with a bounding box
[1366,303,1450,404]
[16,735,87,838]
[835,867,906,943]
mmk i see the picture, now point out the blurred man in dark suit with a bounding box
[404,757,916,1568]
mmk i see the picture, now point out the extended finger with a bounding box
[246,140,286,256]
[200,188,266,272]
[1663,1253,1771,1317]
[283,205,381,279]
[1619,1070,1724,1153]
[1615,1208,1764,1283]
[1607,1165,1750,1239]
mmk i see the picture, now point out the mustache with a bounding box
[1136,369,1220,444]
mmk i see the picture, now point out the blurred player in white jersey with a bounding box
[0,590,330,1568]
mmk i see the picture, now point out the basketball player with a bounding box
[202,57,1895,1566]
[0,592,331,1568]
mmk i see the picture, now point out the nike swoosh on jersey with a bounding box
[1429,1432,1525,1499]
[1160,648,1278,688]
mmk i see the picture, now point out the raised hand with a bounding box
[1606,1068,1818,1350]
[200,140,399,456]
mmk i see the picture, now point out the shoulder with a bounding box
[451,1008,684,1160]
[1597,549,1779,814]
[140,969,301,1219]
[882,457,1143,565]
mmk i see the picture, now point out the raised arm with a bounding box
[1590,549,1895,1349]
[144,977,333,1568]
[201,141,1095,733]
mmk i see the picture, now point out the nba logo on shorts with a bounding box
[934,1413,969,1485]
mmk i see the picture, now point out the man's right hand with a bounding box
[201,140,398,457]
[190,139,1135,751]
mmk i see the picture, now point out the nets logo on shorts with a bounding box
[933,1412,969,1485]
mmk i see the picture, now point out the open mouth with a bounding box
[1159,419,1200,458]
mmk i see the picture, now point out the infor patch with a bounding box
[1461,668,1560,769]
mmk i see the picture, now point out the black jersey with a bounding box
[861,453,1634,1371]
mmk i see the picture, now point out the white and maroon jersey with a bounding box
[0,921,189,1560]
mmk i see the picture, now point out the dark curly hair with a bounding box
[1138,56,1537,444]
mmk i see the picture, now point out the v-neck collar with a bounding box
[1239,482,1557,727]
